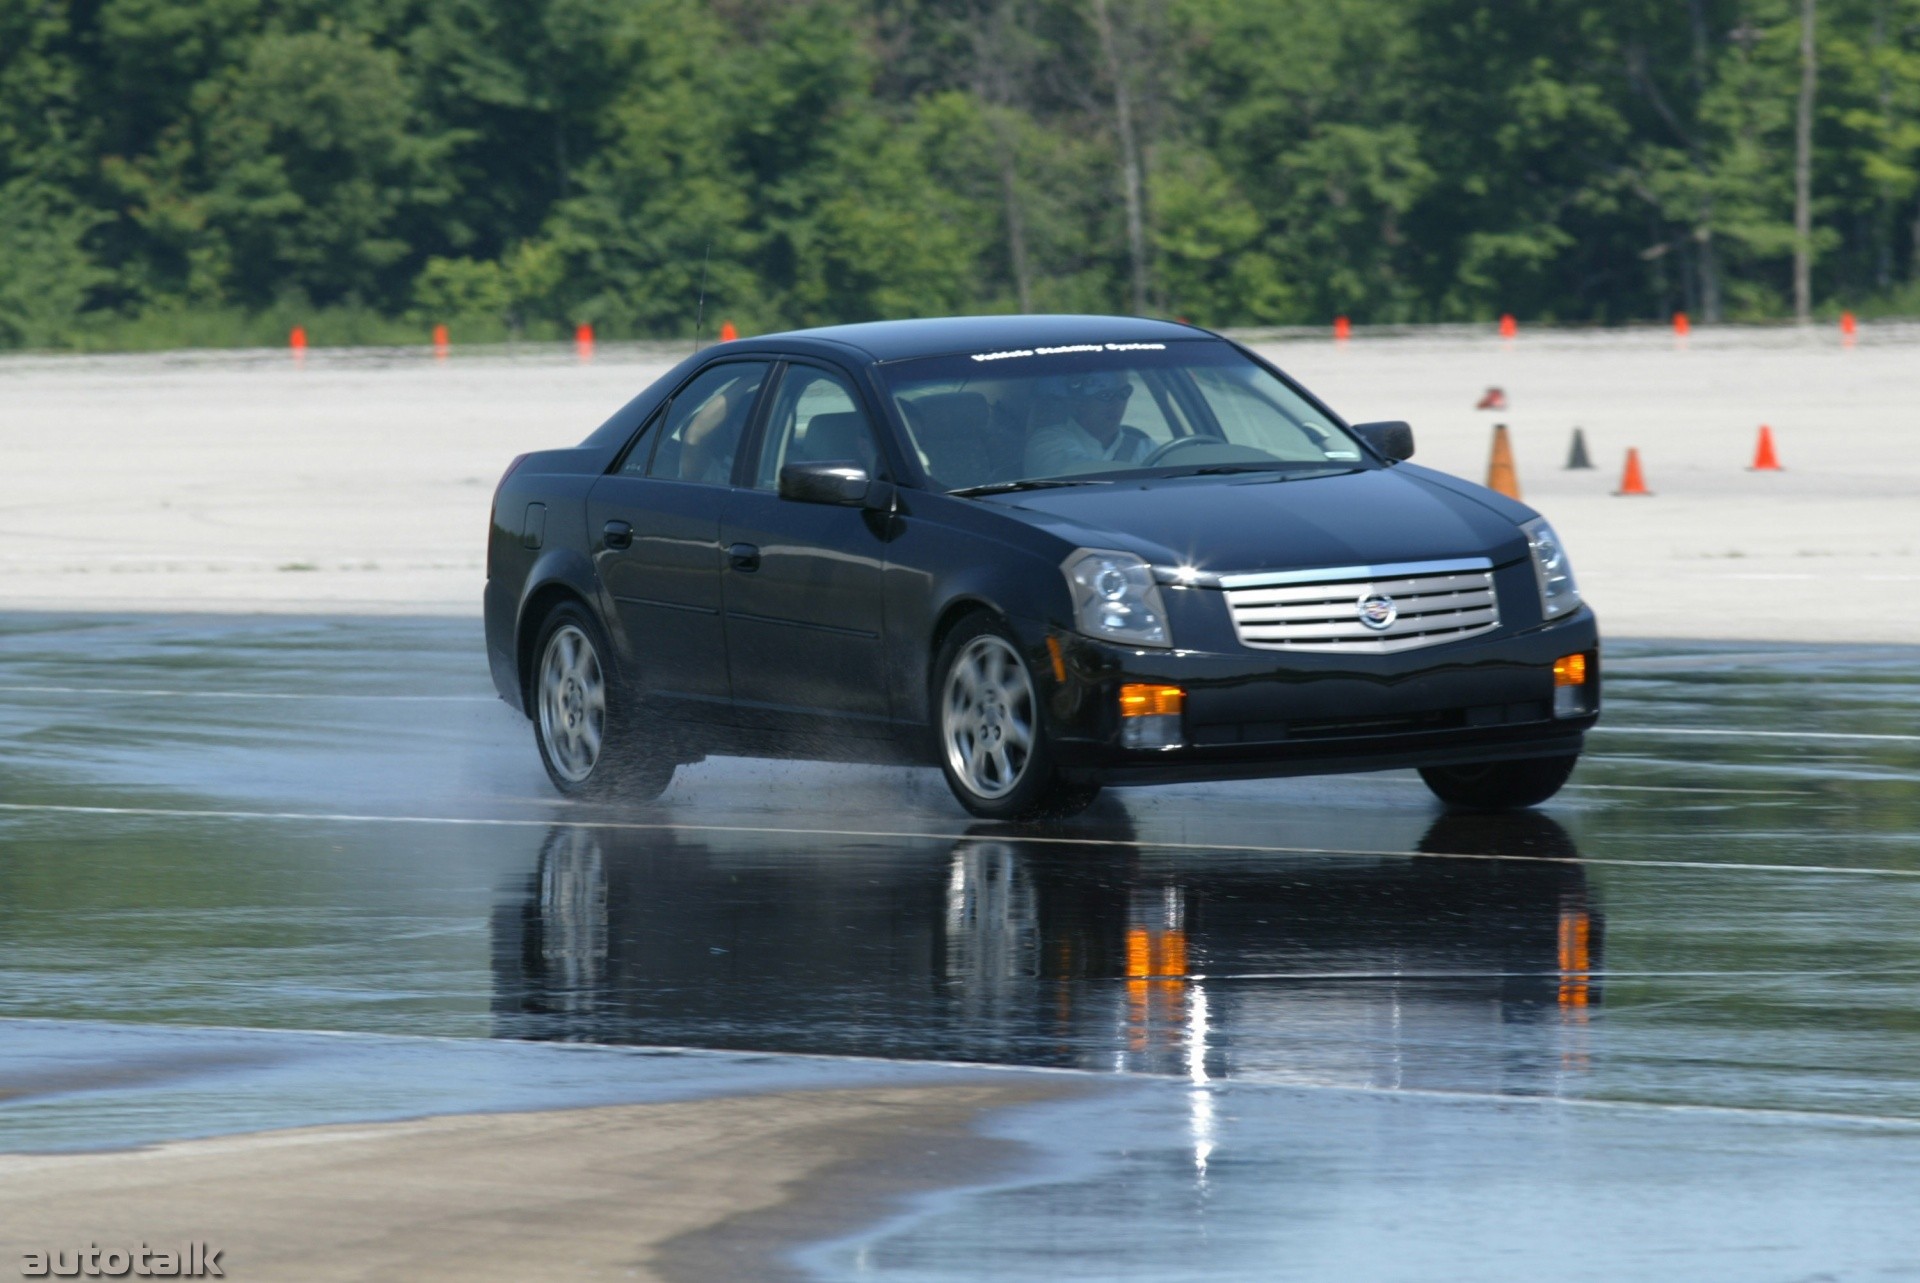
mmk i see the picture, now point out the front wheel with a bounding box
[1419,754,1577,811]
[532,602,675,801]
[934,615,1097,821]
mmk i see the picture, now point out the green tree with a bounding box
[0,0,108,341]
[0,179,108,346]
[1405,0,1642,321]
[782,92,996,324]
[522,0,760,334]
[1179,0,1431,323]
[198,28,455,308]
[10,0,1920,348]
[1819,0,1920,300]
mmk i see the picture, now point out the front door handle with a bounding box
[603,520,632,550]
[728,542,761,572]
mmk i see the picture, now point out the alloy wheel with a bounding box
[941,634,1036,800]
[538,624,606,783]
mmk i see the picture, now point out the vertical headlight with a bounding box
[1062,549,1171,647]
[1522,517,1581,619]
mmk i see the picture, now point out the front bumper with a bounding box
[1032,606,1600,787]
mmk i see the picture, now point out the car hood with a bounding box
[977,466,1531,574]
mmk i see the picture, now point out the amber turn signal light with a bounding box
[1045,635,1068,683]
[1119,684,1185,750]
[1121,687,1175,718]
[1119,684,1185,717]
[1553,653,1589,687]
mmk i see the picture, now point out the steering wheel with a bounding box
[1138,435,1228,467]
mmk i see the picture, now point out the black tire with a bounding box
[1419,753,1578,811]
[530,601,675,801]
[933,613,1098,821]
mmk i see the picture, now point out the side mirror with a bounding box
[779,461,872,506]
[1351,420,1415,463]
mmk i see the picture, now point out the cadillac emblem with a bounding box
[1357,592,1397,631]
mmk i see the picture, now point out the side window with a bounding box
[644,362,771,485]
[615,407,665,477]
[752,366,879,491]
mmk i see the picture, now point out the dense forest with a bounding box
[3,0,1919,348]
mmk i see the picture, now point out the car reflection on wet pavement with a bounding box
[4,613,1920,1278]
[496,814,1600,1093]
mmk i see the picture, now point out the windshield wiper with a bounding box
[1175,462,1366,478]
[1233,465,1365,484]
[950,478,1113,497]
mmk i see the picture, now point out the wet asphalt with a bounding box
[4,612,1920,1278]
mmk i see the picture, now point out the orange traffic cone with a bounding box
[1476,386,1507,411]
[1840,311,1858,344]
[1333,315,1351,341]
[432,323,449,359]
[719,320,738,342]
[1750,424,1782,471]
[1498,313,1517,339]
[1673,312,1690,337]
[575,322,594,361]
[1615,448,1652,496]
[289,325,308,356]
[1486,424,1521,499]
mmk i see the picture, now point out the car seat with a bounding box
[988,390,1039,481]
[793,411,877,473]
[903,392,992,490]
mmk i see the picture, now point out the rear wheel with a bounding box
[532,602,675,801]
[1419,754,1577,811]
[935,615,1098,821]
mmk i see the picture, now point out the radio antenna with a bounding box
[693,240,711,353]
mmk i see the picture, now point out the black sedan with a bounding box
[485,315,1599,820]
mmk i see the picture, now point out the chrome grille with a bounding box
[1219,558,1500,654]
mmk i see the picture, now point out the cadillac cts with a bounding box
[484,315,1599,819]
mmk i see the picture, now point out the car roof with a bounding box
[745,314,1212,363]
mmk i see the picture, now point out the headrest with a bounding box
[906,392,989,439]
[797,412,872,467]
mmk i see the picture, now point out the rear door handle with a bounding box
[728,542,761,572]
[603,520,632,550]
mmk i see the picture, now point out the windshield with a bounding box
[880,339,1368,493]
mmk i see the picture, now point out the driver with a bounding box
[1024,370,1155,476]
[677,380,754,483]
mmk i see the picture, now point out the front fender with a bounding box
[886,515,1075,728]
